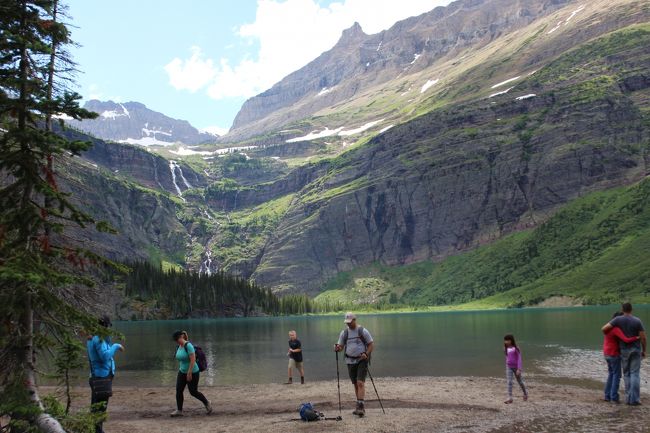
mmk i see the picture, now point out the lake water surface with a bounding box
[110,306,650,388]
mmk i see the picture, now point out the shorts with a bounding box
[288,358,303,369]
[347,360,368,384]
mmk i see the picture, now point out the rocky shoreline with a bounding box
[53,375,649,432]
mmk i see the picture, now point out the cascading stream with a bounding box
[177,164,193,189]
[199,249,213,276]
[169,160,185,200]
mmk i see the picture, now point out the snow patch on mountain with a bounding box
[287,127,344,143]
[547,21,562,34]
[421,79,439,93]
[142,127,172,137]
[565,5,585,24]
[489,87,514,98]
[317,87,335,97]
[119,103,130,118]
[170,145,259,156]
[515,94,537,101]
[120,137,174,146]
[491,76,520,89]
[339,119,384,136]
[100,110,127,120]
[53,113,74,121]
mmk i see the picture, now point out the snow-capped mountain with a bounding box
[67,100,217,146]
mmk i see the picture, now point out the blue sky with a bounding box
[65,0,449,134]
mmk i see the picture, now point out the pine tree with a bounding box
[0,1,109,431]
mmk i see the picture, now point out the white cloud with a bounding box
[165,0,448,100]
[165,46,217,92]
[201,125,230,136]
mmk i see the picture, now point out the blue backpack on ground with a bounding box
[299,402,321,421]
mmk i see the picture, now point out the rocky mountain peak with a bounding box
[337,21,367,45]
[67,100,216,146]
[228,0,574,140]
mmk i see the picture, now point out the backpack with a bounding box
[341,326,370,360]
[182,342,208,372]
[341,326,368,345]
[298,403,321,422]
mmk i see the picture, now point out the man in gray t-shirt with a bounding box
[335,312,374,417]
[602,303,647,405]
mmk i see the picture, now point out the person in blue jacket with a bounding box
[87,315,124,433]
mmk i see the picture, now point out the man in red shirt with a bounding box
[602,312,639,403]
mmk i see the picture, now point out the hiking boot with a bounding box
[170,409,183,417]
[205,401,213,415]
[352,402,365,417]
[300,376,305,385]
[284,378,293,385]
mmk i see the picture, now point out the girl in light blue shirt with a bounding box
[170,330,212,417]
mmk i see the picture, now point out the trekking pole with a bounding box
[366,366,386,414]
[335,350,342,416]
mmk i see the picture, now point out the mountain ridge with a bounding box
[66,100,217,146]
[227,0,574,140]
[52,0,650,307]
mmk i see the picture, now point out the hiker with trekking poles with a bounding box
[334,312,384,417]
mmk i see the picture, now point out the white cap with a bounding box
[344,312,356,323]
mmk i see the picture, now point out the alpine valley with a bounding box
[60,0,650,314]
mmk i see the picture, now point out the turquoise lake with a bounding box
[109,306,650,388]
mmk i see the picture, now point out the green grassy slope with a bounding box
[316,177,650,308]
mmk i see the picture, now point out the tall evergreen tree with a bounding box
[0,1,108,431]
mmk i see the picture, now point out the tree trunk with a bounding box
[22,295,67,433]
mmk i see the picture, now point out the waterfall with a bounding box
[152,156,165,191]
[169,160,184,198]
[199,249,213,276]
[177,164,193,189]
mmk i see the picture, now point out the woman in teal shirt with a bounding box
[170,330,212,417]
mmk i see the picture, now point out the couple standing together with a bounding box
[602,302,646,405]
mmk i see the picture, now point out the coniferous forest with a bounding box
[120,261,324,317]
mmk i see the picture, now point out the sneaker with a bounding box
[523,395,528,402]
[205,401,213,415]
[504,399,513,404]
[170,410,183,417]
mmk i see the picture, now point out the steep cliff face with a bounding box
[61,128,208,196]
[58,158,188,263]
[229,0,572,140]
[250,24,650,294]
[67,100,216,145]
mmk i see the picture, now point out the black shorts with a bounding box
[347,360,368,384]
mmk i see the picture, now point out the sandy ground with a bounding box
[53,375,650,433]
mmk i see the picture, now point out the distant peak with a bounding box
[337,21,366,45]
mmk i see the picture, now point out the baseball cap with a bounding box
[344,312,356,323]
